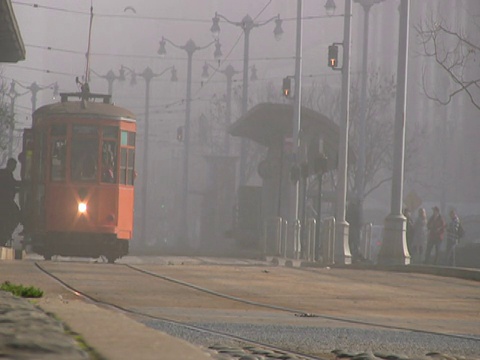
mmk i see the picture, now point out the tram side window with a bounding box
[37,132,46,183]
[120,131,135,185]
[71,125,99,182]
[50,139,67,181]
[127,149,135,185]
[101,141,117,183]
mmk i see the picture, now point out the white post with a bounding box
[335,0,353,265]
[291,0,303,260]
[378,0,410,265]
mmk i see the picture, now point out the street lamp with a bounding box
[119,65,177,246]
[211,11,283,186]
[11,80,59,113]
[325,0,337,16]
[326,0,353,264]
[158,36,222,247]
[7,80,58,158]
[201,62,257,155]
[353,0,385,258]
[91,69,122,96]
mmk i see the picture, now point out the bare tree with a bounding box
[302,69,426,203]
[415,12,480,110]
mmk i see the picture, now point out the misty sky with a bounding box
[5,1,480,237]
[4,0,400,128]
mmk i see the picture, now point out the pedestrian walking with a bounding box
[0,158,21,246]
[411,208,427,264]
[445,209,462,266]
[425,206,445,265]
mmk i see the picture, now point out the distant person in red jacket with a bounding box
[424,206,445,265]
[0,158,21,246]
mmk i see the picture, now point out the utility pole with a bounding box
[158,37,221,248]
[378,0,410,265]
[292,0,304,259]
[335,0,353,265]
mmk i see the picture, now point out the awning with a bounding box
[0,0,25,63]
[229,102,339,148]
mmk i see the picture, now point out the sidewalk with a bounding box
[2,252,479,359]
[0,257,214,360]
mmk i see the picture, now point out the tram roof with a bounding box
[33,100,136,122]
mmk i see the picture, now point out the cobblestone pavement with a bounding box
[0,291,87,360]
[1,256,480,360]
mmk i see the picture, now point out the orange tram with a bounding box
[21,92,136,263]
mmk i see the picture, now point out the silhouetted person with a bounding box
[445,209,461,266]
[0,158,21,246]
[411,208,427,264]
[425,206,445,265]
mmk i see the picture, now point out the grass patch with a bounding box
[0,281,44,298]
[48,312,106,360]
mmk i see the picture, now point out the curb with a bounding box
[268,256,480,282]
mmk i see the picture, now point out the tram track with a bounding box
[33,261,328,360]
[124,263,480,343]
[32,259,480,359]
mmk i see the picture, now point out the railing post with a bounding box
[282,219,288,258]
[293,219,301,259]
[307,218,316,261]
[361,222,373,260]
[322,217,336,265]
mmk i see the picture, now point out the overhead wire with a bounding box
[24,43,295,62]
[12,1,341,23]
[190,0,275,99]
[9,1,336,115]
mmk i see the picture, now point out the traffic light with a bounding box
[176,126,183,142]
[328,44,339,68]
[282,77,291,97]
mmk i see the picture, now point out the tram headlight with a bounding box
[78,202,87,214]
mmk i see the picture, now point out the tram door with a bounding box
[24,127,48,233]
[19,130,33,232]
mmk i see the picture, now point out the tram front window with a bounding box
[51,139,67,181]
[71,125,99,182]
[72,140,98,181]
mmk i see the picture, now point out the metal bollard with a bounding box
[322,217,336,265]
[361,222,372,260]
[293,219,301,259]
[306,217,316,261]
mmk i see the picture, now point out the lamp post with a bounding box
[7,80,58,158]
[291,0,304,259]
[211,11,283,186]
[158,37,221,247]
[119,65,177,246]
[353,0,385,251]
[379,0,410,265]
[91,69,121,96]
[326,0,353,264]
[202,62,258,155]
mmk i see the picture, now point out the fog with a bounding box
[5,0,480,254]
